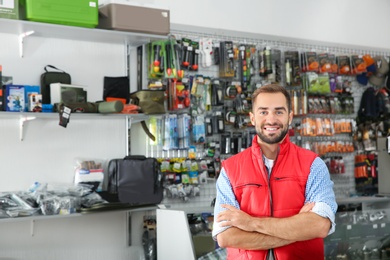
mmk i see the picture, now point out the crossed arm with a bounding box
[215,203,331,250]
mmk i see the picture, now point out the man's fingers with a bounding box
[305,202,315,209]
[217,209,233,220]
[299,202,315,213]
[218,219,230,227]
[221,204,237,211]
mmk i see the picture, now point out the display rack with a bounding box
[171,24,390,55]
[325,196,390,259]
[156,26,390,211]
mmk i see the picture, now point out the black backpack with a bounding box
[40,65,71,104]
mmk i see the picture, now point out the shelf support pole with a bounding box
[126,116,132,156]
[30,220,35,237]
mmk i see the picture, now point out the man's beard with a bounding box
[256,124,288,144]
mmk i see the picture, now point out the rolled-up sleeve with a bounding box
[212,168,240,240]
[305,157,338,235]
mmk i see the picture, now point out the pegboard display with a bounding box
[138,28,390,211]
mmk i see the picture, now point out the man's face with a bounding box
[250,92,292,144]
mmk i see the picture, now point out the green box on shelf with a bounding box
[20,0,98,28]
[0,0,19,19]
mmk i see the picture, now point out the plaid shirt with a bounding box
[198,247,227,260]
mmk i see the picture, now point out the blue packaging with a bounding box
[6,85,25,112]
[24,85,40,112]
[41,104,53,113]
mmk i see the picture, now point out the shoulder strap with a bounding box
[141,120,156,141]
[124,155,147,160]
[44,65,66,73]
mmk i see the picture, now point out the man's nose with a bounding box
[265,113,278,123]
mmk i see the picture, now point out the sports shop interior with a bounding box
[0,0,390,259]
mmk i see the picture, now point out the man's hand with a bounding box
[299,202,315,213]
[216,204,255,232]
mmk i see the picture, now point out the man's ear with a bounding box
[289,111,293,124]
[249,112,255,125]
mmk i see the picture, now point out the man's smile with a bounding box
[264,125,280,132]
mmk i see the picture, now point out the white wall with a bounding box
[0,210,148,260]
[0,33,127,100]
[0,33,129,191]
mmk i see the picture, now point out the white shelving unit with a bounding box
[0,18,166,260]
[0,111,148,120]
[0,18,166,46]
[0,18,158,141]
[0,111,149,141]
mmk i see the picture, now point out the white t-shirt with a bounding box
[263,156,274,177]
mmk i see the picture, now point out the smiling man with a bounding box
[212,84,337,260]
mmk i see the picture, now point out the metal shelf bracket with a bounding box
[19,30,35,58]
[20,116,36,141]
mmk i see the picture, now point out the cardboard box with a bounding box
[24,85,40,112]
[50,83,87,104]
[28,94,42,112]
[98,3,170,35]
[22,0,98,28]
[0,0,19,19]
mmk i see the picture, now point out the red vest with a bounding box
[222,135,324,260]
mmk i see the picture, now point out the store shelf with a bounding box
[337,196,390,205]
[165,205,214,214]
[0,205,157,223]
[0,111,149,122]
[0,212,82,223]
[0,111,150,141]
[326,196,390,259]
[0,205,157,239]
[0,18,167,46]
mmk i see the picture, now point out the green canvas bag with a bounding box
[129,89,165,114]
